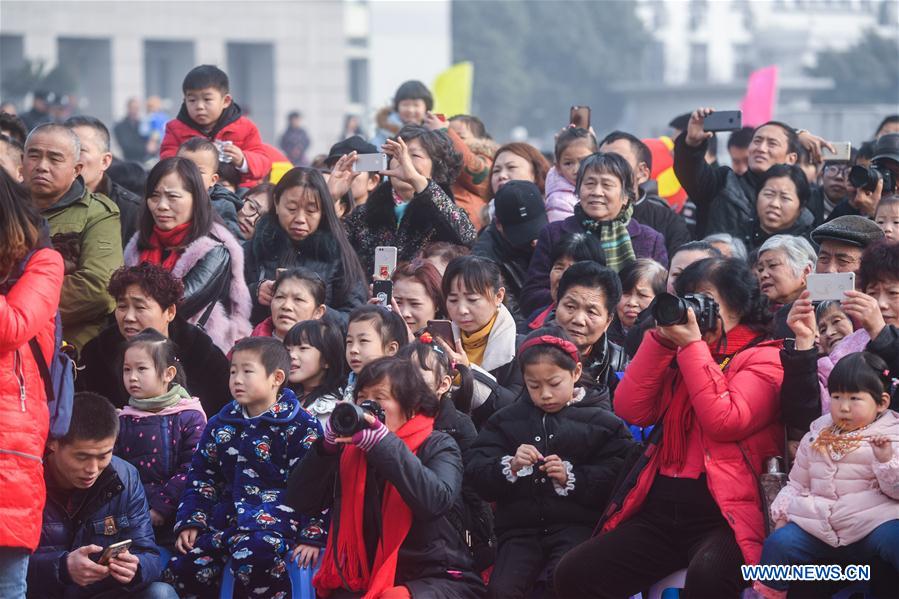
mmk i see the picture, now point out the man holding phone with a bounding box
[28,393,174,598]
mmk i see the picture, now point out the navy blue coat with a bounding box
[175,389,327,546]
[28,457,163,599]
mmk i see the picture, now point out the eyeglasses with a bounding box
[240,198,263,222]
[823,165,850,177]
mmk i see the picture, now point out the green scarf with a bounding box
[129,384,191,412]
[575,202,636,272]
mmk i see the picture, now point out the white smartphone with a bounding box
[822,142,852,162]
[353,153,388,173]
[806,272,855,302]
[373,246,398,280]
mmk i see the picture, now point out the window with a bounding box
[348,58,368,106]
[689,43,708,81]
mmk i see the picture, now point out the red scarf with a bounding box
[138,222,191,271]
[314,414,435,598]
[659,324,763,469]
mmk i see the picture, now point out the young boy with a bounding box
[160,64,271,187]
[343,305,408,400]
[165,337,325,597]
[177,137,242,238]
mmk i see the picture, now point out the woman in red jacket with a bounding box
[555,256,784,598]
[0,170,64,598]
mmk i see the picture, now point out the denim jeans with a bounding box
[0,548,29,599]
[759,520,899,591]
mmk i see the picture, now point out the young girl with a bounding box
[251,267,327,340]
[114,328,207,543]
[545,128,598,222]
[609,258,667,346]
[283,319,345,425]
[756,352,899,599]
[466,326,634,597]
[438,255,523,427]
[874,195,899,242]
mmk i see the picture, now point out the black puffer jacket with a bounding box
[287,430,485,598]
[244,215,367,326]
[738,207,816,253]
[465,388,634,534]
[97,174,141,245]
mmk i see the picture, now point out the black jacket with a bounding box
[582,334,629,405]
[633,191,693,258]
[244,215,367,326]
[738,207,816,253]
[76,317,232,416]
[287,431,485,598]
[826,198,862,222]
[97,174,141,245]
[113,116,148,162]
[209,183,243,240]
[472,224,533,322]
[465,388,634,534]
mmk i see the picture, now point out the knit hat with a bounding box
[494,180,548,249]
[811,215,885,248]
[393,80,434,112]
[325,136,377,168]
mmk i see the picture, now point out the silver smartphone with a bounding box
[806,272,855,302]
[353,153,388,173]
[822,142,852,162]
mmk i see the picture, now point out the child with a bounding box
[544,128,598,222]
[610,258,667,346]
[466,326,634,597]
[343,305,408,400]
[115,330,207,546]
[874,195,899,242]
[177,137,242,237]
[755,352,899,599]
[252,268,327,340]
[284,319,345,425]
[165,337,326,598]
[160,64,271,187]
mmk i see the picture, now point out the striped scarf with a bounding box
[575,202,636,272]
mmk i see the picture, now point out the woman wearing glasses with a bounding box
[236,182,274,241]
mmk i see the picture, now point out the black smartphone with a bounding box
[570,105,591,129]
[703,110,742,132]
[427,319,456,348]
[373,279,393,307]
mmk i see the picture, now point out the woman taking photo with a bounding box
[555,257,785,598]
[0,170,64,597]
[286,357,484,598]
[124,156,251,352]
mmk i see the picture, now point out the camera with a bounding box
[330,399,386,436]
[849,162,896,194]
[651,292,720,334]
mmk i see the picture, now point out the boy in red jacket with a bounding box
[160,65,271,187]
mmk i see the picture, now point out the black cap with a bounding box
[811,215,885,248]
[494,180,548,249]
[326,136,377,167]
[668,112,691,131]
[872,133,899,163]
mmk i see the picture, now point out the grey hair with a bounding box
[64,115,111,154]
[757,235,817,278]
[703,233,748,262]
[25,123,81,162]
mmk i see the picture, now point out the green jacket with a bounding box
[42,177,123,350]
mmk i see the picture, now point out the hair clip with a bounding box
[419,332,433,344]
[884,369,891,378]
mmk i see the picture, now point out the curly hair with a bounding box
[394,125,462,191]
[107,262,184,309]
[859,240,899,290]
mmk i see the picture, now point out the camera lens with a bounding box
[331,402,363,437]
[849,165,876,191]
[652,293,687,326]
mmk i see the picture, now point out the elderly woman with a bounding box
[755,235,817,312]
[740,164,815,252]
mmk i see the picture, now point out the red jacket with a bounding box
[160,103,272,187]
[606,331,784,564]
[0,248,64,550]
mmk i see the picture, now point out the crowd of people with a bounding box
[1,61,899,599]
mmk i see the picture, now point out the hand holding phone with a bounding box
[353,153,388,173]
[570,106,591,129]
[427,320,457,348]
[822,142,852,162]
[98,539,133,565]
[373,280,393,307]
[702,110,742,132]
[806,272,855,302]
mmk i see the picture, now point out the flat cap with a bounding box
[811,215,885,248]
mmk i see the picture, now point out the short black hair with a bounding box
[178,136,219,163]
[107,159,147,197]
[393,80,433,112]
[828,351,891,404]
[549,232,606,266]
[448,114,489,139]
[599,130,653,171]
[60,392,120,444]
[556,260,622,315]
[859,240,899,290]
[668,113,690,131]
[728,127,755,150]
[108,262,184,309]
[64,115,111,153]
[758,163,811,207]
[231,336,290,380]
[519,324,579,372]
[355,356,438,418]
[875,115,899,137]
[217,160,242,190]
[754,121,800,157]
[856,141,876,162]
[619,258,667,296]
[443,255,503,299]
[273,267,326,306]
[348,305,409,350]
[183,65,229,94]
[671,240,723,260]
[0,112,27,144]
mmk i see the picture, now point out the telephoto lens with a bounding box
[651,293,689,326]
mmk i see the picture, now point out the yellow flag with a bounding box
[432,61,474,118]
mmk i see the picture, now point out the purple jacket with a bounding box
[519,215,668,316]
[115,396,207,521]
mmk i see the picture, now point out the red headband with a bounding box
[519,335,581,364]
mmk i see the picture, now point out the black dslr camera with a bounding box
[331,400,386,436]
[849,162,897,194]
[651,292,720,334]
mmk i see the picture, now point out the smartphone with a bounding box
[275,268,287,278]
[373,246,398,280]
[806,272,856,302]
[353,153,388,173]
[822,142,852,162]
[427,319,457,348]
[570,105,591,129]
[373,279,393,307]
[703,110,742,132]
[97,539,132,565]
[434,113,447,123]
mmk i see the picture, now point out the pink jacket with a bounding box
[816,329,871,415]
[771,411,899,547]
[544,166,579,223]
